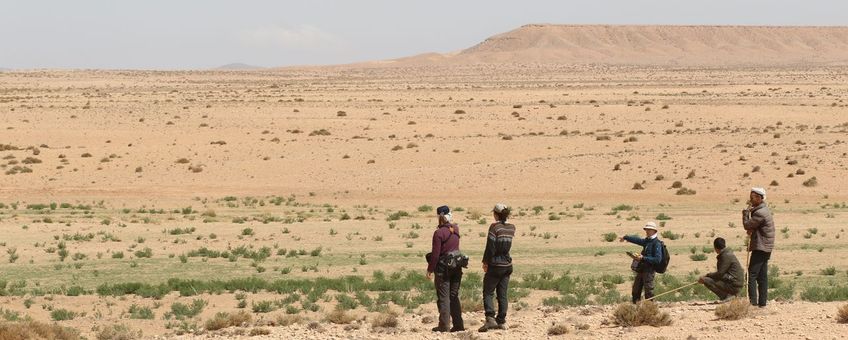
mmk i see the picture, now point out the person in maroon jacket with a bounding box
[427,205,464,332]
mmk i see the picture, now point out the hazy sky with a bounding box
[2,0,847,69]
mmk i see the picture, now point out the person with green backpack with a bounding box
[620,222,667,303]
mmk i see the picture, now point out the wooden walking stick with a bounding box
[744,233,751,297]
[743,203,752,298]
[646,281,700,301]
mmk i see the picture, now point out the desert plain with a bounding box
[2,25,848,340]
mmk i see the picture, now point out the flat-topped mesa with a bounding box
[405,24,848,67]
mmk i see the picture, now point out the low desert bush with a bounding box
[802,177,818,187]
[837,303,848,324]
[170,299,207,320]
[661,230,681,240]
[689,253,708,261]
[547,323,570,335]
[714,298,750,320]
[371,311,398,328]
[96,324,141,340]
[50,309,78,321]
[205,311,252,331]
[0,320,80,340]
[612,301,672,327]
[325,310,355,324]
[127,304,154,319]
[276,314,306,326]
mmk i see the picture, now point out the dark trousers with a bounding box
[434,266,463,329]
[748,250,771,306]
[483,265,512,324]
[632,270,655,303]
[702,277,740,299]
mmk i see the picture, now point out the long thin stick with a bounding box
[646,281,699,301]
[744,234,751,298]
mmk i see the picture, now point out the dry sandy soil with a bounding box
[2,52,848,338]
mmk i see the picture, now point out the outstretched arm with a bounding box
[622,235,647,246]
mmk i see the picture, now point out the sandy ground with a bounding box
[1,64,847,339]
[170,300,847,340]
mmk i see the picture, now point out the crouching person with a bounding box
[699,237,744,302]
[427,205,464,332]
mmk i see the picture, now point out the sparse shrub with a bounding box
[837,303,848,324]
[309,129,331,136]
[249,328,270,336]
[134,247,152,258]
[0,320,80,339]
[547,323,570,335]
[612,301,671,327]
[96,324,141,340]
[50,308,78,321]
[803,177,818,187]
[325,309,355,324]
[252,300,276,313]
[690,253,707,261]
[371,312,398,328]
[632,182,644,190]
[205,311,252,331]
[822,267,837,276]
[661,231,681,240]
[671,181,683,189]
[602,232,617,242]
[170,299,207,320]
[277,314,306,326]
[715,298,750,320]
[7,248,19,263]
[128,304,154,319]
[386,210,409,221]
[676,187,696,195]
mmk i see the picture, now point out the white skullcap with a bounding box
[751,187,766,200]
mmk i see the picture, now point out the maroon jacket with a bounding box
[427,223,460,273]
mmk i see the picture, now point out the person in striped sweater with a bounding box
[478,203,516,332]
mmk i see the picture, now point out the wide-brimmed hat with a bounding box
[643,222,658,231]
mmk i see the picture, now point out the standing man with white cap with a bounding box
[620,222,664,303]
[743,187,775,308]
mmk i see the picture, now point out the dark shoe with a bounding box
[495,323,508,330]
[450,326,465,332]
[719,295,735,303]
[432,326,449,332]
[478,317,498,332]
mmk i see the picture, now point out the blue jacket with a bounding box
[624,235,663,267]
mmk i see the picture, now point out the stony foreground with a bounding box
[172,301,846,340]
